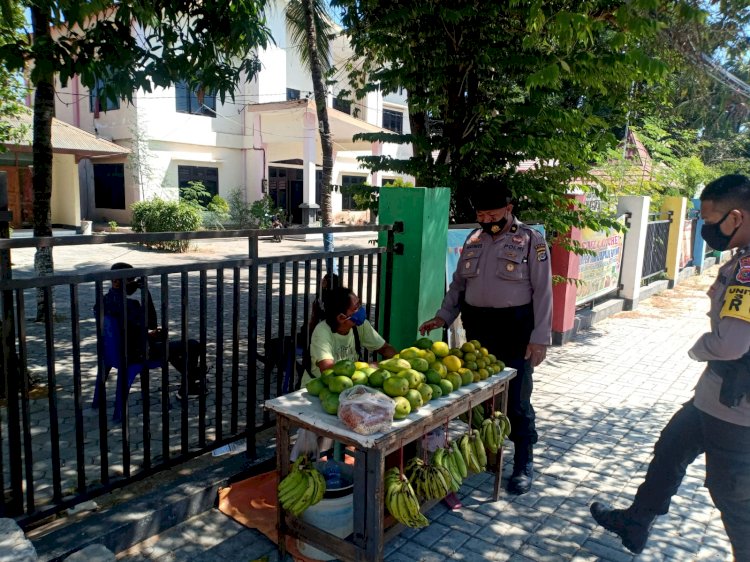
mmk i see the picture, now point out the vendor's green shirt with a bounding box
[309,320,385,379]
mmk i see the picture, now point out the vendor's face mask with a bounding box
[346,306,367,326]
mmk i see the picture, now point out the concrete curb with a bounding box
[30,444,276,562]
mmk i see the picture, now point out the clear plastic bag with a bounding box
[337,386,395,435]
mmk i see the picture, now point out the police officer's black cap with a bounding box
[469,179,512,211]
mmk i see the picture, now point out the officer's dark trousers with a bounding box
[632,399,750,560]
[460,303,538,446]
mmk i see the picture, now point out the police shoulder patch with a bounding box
[736,256,750,284]
[535,243,548,262]
[721,284,750,322]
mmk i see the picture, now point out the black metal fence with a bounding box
[641,211,672,282]
[0,226,396,527]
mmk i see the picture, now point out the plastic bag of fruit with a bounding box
[338,386,395,435]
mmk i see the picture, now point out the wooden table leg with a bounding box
[276,416,291,560]
[492,382,510,502]
[363,448,385,562]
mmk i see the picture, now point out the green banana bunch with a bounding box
[480,418,501,454]
[385,467,429,528]
[277,455,326,517]
[431,446,462,493]
[470,429,487,471]
[458,406,486,430]
[458,430,487,473]
[491,411,512,441]
[406,455,452,501]
[450,440,468,479]
[471,405,485,429]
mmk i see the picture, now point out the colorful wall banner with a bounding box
[575,218,626,305]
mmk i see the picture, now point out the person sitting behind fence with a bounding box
[95,262,208,401]
[307,285,396,384]
[293,286,396,459]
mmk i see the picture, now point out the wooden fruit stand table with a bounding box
[265,367,516,562]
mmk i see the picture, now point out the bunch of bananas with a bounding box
[277,455,326,517]
[480,411,511,454]
[405,457,452,500]
[385,466,429,528]
[458,405,486,430]
[458,430,487,473]
[431,443,467,492]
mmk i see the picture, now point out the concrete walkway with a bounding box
[114,266,733,561]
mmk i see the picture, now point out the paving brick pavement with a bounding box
[115,266,735,561]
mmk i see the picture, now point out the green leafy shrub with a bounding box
[249,195,284,228]
[203,194,231,230]
[131,198,202,252]
[180,180,213,209]
[228,187,253,229]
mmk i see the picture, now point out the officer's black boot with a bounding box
[590,501,655,554]
[507,444,534,495]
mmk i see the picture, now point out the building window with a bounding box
[175,81,216,117]
[340,175,368,210]
[382,108,403,134]
[93,163,126,209]
[286,88,301,101]
[89,78,120,113]
[178,166,219,206]
[332,97,351,114]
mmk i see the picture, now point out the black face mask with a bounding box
[479,216,508,235]
[701,211,740,252]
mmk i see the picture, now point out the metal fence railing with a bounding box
[641,211,672,282]
[0,226,397,527]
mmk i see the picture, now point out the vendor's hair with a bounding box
[701,174,750,211]
[322,272,339,290]
[322,286,356,331]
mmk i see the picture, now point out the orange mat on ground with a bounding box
[217,455,356,562]
[218,470,318,562]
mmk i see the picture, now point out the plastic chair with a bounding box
[92,315,161,422]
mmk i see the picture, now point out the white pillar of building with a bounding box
[247,113,266,202]
[370,141,382,186]
[617,195,650,310]
[301,108,319,225]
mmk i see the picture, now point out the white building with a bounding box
[50,1,413,227]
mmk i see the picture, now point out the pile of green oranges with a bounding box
[305,337,505,420]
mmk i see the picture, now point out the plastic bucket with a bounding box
[297,461,354,561]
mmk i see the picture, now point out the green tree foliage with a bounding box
[332,0,704,238]
[0,0,272,315]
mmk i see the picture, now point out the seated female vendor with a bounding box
[306,286,396,383]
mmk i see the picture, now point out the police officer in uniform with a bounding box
[591,174,750,560]
[419,179,552,495]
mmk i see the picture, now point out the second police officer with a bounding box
[419,178,553,495]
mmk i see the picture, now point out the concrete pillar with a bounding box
[302,109,317,207]
[377,187,450,349]
[370,142,382,187]
[617,196,650,309]
[551,194,584,345]
[662,196,687,287]
[692,198,707,272]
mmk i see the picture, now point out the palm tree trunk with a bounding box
[300,0,335,268]
[31,6,55,321]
